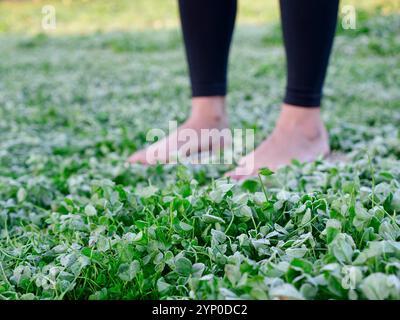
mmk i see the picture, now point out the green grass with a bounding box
[0,2,400,300]
[1,0,399,34]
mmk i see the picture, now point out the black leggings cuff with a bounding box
[284,87,322,107]
[191,82,227,97]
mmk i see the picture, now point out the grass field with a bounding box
[0,1,400,300]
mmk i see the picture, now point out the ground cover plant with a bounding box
[0,1,399,300]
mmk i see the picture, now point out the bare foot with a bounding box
[128,97,229,164]
[226,104,330,180]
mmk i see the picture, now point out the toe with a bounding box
[127,150,149,165]
[225,167,257,182]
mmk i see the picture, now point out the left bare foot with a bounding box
[226,104,330,180]
[128,97,229,165]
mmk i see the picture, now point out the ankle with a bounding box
[190,96,227,124]
[276,104,326,140]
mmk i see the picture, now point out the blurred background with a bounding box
[0,0,399,181]
[1,0,399,34]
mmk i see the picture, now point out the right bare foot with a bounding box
[128,97,229,165]
[226,104,330,180]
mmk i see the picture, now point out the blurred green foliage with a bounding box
[0,0,399,34]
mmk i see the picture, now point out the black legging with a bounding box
[178,0,339,107]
